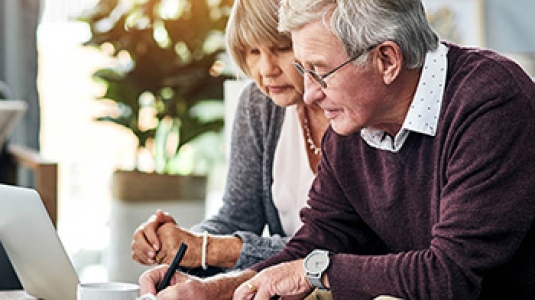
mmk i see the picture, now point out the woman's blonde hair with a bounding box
[226,0,292,77]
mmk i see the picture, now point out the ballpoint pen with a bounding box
[156,242,188,292]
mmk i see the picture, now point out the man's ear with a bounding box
[373,41,402,85]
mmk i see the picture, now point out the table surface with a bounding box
[0,291,36,299]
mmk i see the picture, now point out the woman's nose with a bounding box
[259,55,280,77]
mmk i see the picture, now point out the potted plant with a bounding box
[78,0,234,202]
[77,0,235,281]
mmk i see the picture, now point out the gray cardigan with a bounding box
[191,82,289,269]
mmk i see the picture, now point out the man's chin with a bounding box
[331,122,360,136]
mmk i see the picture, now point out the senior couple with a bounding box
[131,0,535,299]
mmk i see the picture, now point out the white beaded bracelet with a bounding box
[201,230,208,270]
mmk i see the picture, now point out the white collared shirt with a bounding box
[361,43,449,152]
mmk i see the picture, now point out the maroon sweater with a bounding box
[252,44,535,299]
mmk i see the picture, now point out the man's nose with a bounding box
[303,75,324,105]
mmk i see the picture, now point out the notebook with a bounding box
[0,184,79,300]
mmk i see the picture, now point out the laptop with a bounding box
[0,184,79,300]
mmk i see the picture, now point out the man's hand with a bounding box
[138,265,210,300]
[233,260,314,300]
[139,265,257,300]
[132,210,176,265]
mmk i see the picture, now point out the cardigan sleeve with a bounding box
[190,82,288,269]
[231,231,290,270]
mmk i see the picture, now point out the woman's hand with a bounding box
[131,210,177,265]
[156,223,203,267]
[157,224,245,269]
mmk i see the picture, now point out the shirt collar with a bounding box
[361,43,449,152]
[402,43,448,136]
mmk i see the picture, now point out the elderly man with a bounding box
[139,0,535,299]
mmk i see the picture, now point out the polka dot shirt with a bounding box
[361,43,448,153]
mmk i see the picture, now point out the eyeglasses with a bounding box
[292,44,377,88]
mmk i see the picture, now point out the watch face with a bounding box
[304,251,329,273]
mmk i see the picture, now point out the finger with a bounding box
[233,281,256,300]
[132,232,158,264]
[155,250,167,265]
[155,210,177,225]
[139,265,169,295]
[133,219,160,252]
[132,250,156,266]
[144,224,163,253]
[255,287,275,300]
[131,245,154,265]
[157,287,182,300]
[152,272,191,300]
[145,211,176,253]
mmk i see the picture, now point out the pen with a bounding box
[156,242,188,292]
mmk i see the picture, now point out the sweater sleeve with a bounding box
[252,48,535,299]
[190,82,288,269]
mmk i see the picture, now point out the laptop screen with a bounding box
[0,184,79,300]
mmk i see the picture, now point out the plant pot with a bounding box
[111,169,207,203]
[106,170,207,283]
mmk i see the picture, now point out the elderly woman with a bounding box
[131,0,329,274]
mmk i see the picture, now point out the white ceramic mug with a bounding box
[77,282,155,300]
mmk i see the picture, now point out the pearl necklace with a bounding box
[303,110,321,156]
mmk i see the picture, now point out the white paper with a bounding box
[137,294,158,300]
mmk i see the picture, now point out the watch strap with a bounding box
[306,272,328,290]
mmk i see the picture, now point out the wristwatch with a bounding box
[303,249,330,290]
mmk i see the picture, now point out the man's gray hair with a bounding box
[279,0,439,69]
